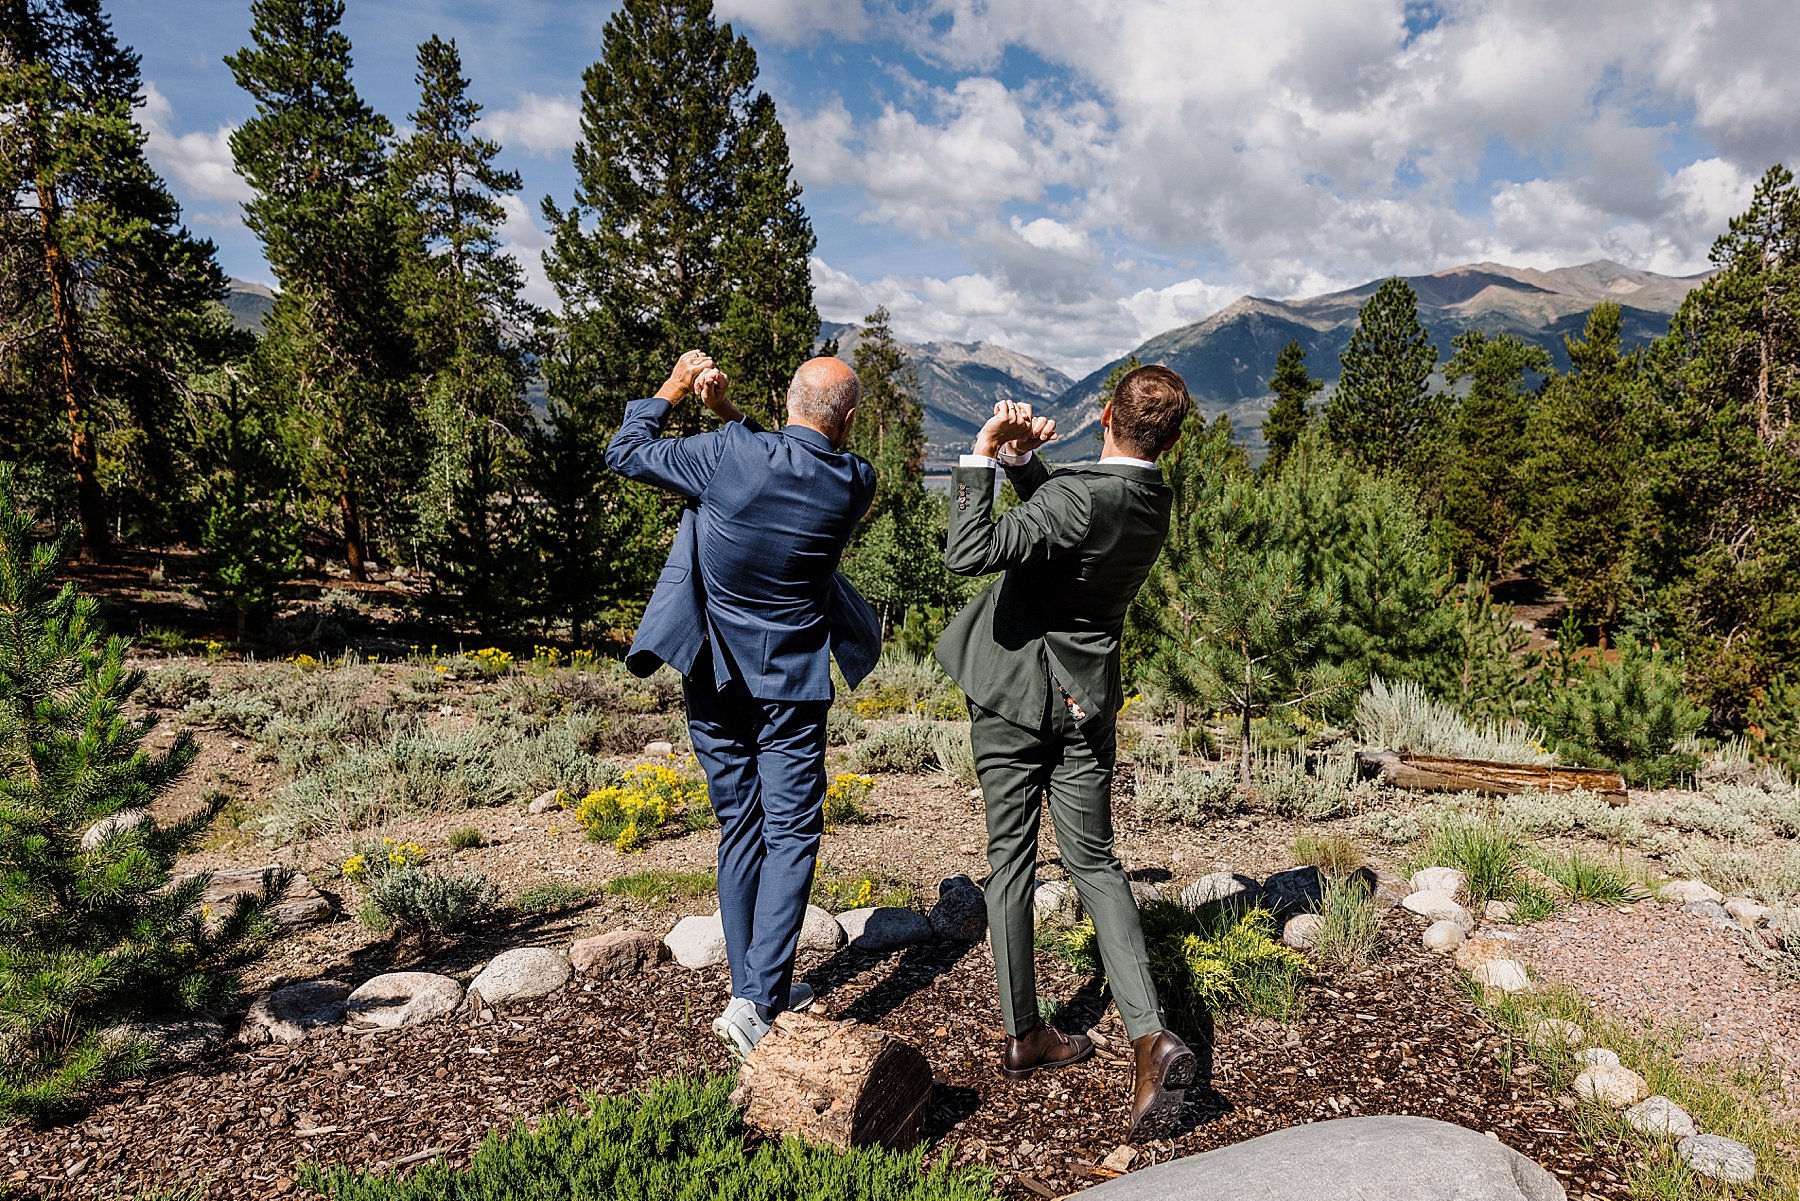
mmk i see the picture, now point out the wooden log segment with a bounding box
[729,1011,933,1151]
[1356,749,1628,806]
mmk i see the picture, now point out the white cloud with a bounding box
[136,82,251,205]
[479,92,581,158]
[496,194,558,310]
[714,0,867,43]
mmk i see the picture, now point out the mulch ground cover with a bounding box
[6,910,1633,1201]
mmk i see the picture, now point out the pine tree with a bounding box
[0,0,232,557]
[0,467,275,1117]
[226,0,415,580]
[1325,277,1441,477]
[389,35,541,629]
[1437,329,1550,577]
[1538,636,1706,788]
[543,0,818,437]
[1523,302,1639,632]
[1260,339,1320,474]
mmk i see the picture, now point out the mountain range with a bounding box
[224,258,1707,466]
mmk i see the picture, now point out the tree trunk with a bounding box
[339,475,367,582]
[1355,749,1628,805]
[33,173,108,561]
[1238,659,1254,787]
[728,1012,932,1152]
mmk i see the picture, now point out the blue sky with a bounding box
[119,0,1799,375]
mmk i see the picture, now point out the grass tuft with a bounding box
[1293,831,1365,876]
[600,869,718,907]
[515,882,599,915]
[1311,875,1381,968]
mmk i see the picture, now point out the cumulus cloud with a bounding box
[136,83,251,205]
[714,0,867,43]
[479,92,581,158]
[496,194,558,310]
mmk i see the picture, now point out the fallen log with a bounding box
[1356,749,1628,806]
[729,1011,932,1151]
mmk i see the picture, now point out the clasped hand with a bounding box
[657,350,740,422]
[973,400,1057,459]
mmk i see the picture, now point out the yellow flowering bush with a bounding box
[822,773,875,831]
[853,684,911,719]
[811,868,911,912]
[340,835,427,881]
[287,653,320,673]
[576,762,711,853]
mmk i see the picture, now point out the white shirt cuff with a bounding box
[959,449,1034,468]
[959,453,998,468]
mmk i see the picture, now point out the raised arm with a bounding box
[604,351,741,498]
[944,401,1085,575]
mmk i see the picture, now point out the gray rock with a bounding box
[1077,1115,1565,1201]
[1471,959,1532,994]
[837,906,932,952]
[528,788,565,814]
[643,740,676,757]
[665,912,729,969]
[1129,881,1165,908]
[1656,879,1723,905]
[1179,872,1255,909]
[1677,1134,1756,1184]
[928,875,988,942]
[1573,1063,1647,1108]
[1680,900,1740,931]
[1367,869,1411,910]
[1485,900,1520,923]
[1724,897,1771,929]
[1261,866,1325,917]
[469,947,571,1004]
[1409,867,1469,901]
[80,808,152,851]
[1282,913,1323,950]
[1575,1047,1620,1069]
[1624,1095,1697,1138]
[1402,891,1475,932]
[345,972,463,1029]
[1421,920,1467,952]
[1033,880,1081,926]
[187,866,333,930]
[798,904,846,952]
[571,929,668,977]
[240,979,350,1044]
[104,1016,226,1066]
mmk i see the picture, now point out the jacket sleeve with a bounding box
[1004,454,1052,502]
[944,463,1091,576]
[604,398,729,500]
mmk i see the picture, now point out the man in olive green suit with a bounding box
[935,366,1195,1141]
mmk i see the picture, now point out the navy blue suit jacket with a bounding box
[605,398,881,702]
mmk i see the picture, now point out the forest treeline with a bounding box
[2,0,1797,773]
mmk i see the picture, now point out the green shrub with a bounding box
[931,723,976,787]
[1746,672,1800,780]
[301,1075,996,1200]
[826,708,866,746]
[1532,849,1641,906]
[1356,676,1551,764]
[1255,749,1365,819]
[1137,762,1242,823]
[848,719,942,774]
[1539,636,1706,788]
[137,664,213,708]
[1051,902,1305,1034]
[447,826,484,851]
[365,867,499,946]
[516,882,599,914]
[1357,808,1422,844]
[601,870,718,906]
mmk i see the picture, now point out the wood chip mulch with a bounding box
[6,911,1635,1201]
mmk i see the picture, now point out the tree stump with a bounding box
[1356,749,1628,805]
[729,1012,933,1151]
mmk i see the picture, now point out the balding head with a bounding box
[786,357,859,446]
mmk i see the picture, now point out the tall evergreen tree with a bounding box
[1524,302,1639,632]
[389,35,541,628]
[226,0,415,580]
[1325,277,1440,476]
[1437,329,1549,577]
[0,0,231,557]
[1260,338,1320,474]
[543,0,817,437]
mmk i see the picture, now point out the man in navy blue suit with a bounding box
[606,350,878,1055]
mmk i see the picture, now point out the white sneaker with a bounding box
[712,997,770,1058]
[787,981,815,1012]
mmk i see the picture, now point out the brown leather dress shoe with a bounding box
[1001,1023,1095,1080]
[1129,1029,1196,1140]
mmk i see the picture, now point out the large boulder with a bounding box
[1078,1115,1564,1200]
[1260,867,1324,917]
[103,1016,226,1067]
[240,979,349,1044]
[1421,920,1467,953]
[571,929,668,978]
[837,907,932,952]
[469,947,571,1004]
[1656,879,1723,905]
[1179,872,1256,910]
[666,912,729,969]
[345,972,463,1030]
[928,875,988,942]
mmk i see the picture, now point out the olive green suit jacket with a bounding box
[934,455,1173,730]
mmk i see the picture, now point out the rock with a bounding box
[1100,1145,1138,1174]
[345,972,463,1029]
[1485,900,1519,923]
[1282,913,1323,950]
[1409,867,1469,901]
[837,906,933,952]
[1524,1017,1585,1048]
[928,875,988,942]
[1573,1063,1647,1108]
[1624,1095,1697,1138]
[1261,866,1325,917]
[1656,879,1723,905]
[1033,880,1081,925]
[1680,899,1740,931]
[1471,959,1532,994]
[1128,881,1165,908]
[570,929,667,978]
[798,905,846,952]
[469,947,571,1004]
[80,808,152,850]
[1401,890,1475,932]
[1576,1047,1621,1068]
[665,913,729,969]
[104,1016,226,1066]
[1076,1114,1565,1201]
[1366,870,1410,910]
[1454,934,1512,973]
[1421,920,1466,952]
[1179,872,1255,909]
[240,979,350,1044]
[1724,898,1772,929]
[528,788,565,814]
[187,866,333,930]
[1677,1134,1756,1184]
[644,740,676,757]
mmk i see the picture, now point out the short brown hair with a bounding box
[1109,364,1191,458]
